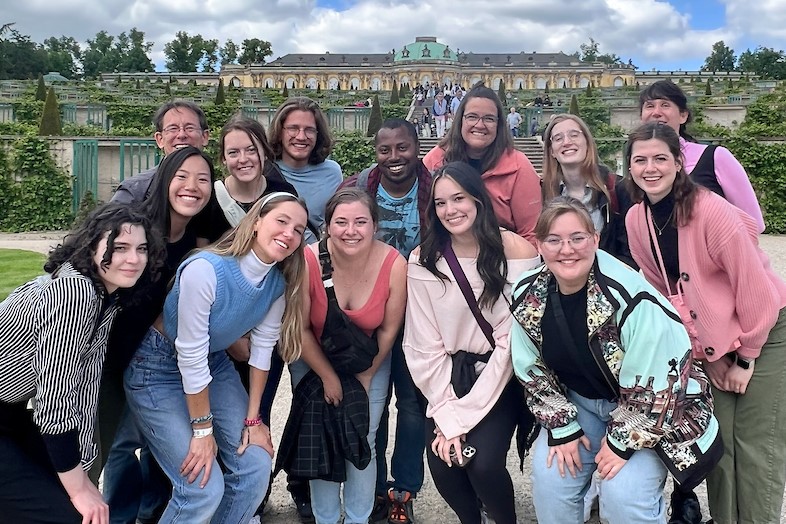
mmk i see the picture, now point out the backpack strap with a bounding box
[214,180,249,227]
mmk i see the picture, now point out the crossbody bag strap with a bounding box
[443,241,495,350]
[213,180,248,228]
[645,207,679,296]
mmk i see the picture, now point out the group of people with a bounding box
[1,79,784,524]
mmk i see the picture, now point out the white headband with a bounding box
[259,191,297,208]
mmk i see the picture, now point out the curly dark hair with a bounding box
[268,97,334,165]
[419,161,507,310]
[45,203,166,305]
[139,145,217,239]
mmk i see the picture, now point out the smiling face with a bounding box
[549,119,588,168]
[629,138,681,204]
[154,107,209,154]
[252,200,307,264]
[537,211,598,295]
[92,224,149,293]
[327,200,376,256]
[168,154,212,222]
[223,129,263,184]
[280,110,317,168]
[461,97,498,158]
[640,98,689,134]
[375,127,419,194]
[433,176,478,241]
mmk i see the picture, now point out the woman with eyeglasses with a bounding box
[542,114,635,269]
[423,84,542,244]
[509,196,721,524]
[625,122,786,524]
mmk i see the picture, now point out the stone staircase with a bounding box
[417,137,545,175]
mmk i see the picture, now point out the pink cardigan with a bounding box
[626,190,786,361]
[422,146,542,244]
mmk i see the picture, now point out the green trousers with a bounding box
[706,308,786,524]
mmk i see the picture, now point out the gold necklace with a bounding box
[653,208,675,236]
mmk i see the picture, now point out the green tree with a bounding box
[390,79,400,103]
[577,37,623,65]
[118,28,155,73]
[585,83,593,97]
[35,74,46,101]
[164,31,206,72]
[239,38,273,64]
[215,78,226,105]
[282,84,289,98]
[0,29,48,79]
[220,39,239,65]
[366,94,382,137]
[569,94,580,116]
[38,87,62,136]
[200,38,220,72]
[398,83,405,98]
[738,47,786,80]
[705,79,712,96]
[701,40,736,72]
[82,30,121,79]
[42,36,81,79]
[497,80,506,102]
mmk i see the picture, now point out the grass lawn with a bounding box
[0,249,47,301]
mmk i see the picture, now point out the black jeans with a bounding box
[425,382,521,524]
[0,401,82,523]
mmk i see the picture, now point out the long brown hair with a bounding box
[439,84,513,174]
[209,192,307,362]
[625,122,699,226]
[541,114,610,207]
[268,97,334,165]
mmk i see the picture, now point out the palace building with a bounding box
[219,36,636,92]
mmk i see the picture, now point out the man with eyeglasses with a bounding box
[268,97,343,245]
[112,100,210,203]
[262,97,343,523]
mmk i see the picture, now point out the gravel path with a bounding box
[3,232,785,523]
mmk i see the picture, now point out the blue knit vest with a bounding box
[163,251,285,353]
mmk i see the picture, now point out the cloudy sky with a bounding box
[5,0,786,72]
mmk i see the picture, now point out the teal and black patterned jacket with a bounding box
[510,250,721,489]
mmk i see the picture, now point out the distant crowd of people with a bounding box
[1,79,785,524]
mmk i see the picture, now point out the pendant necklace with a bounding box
[653,207,675,236]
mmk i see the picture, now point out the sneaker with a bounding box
[668,488,703,524]
[369,494,390,523]
[387,489,415,524]
[292,492,315,524]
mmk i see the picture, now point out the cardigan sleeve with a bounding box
[33,277,98,471]
[705,207,782,358]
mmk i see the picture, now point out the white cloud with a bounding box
[3,0,785,71]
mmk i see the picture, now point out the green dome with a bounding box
[395,38,457,62]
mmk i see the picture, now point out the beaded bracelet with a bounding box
[244,417,262,427]
[190,412,213,425]
[192,426,214,439]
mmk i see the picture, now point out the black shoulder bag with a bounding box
[317,238,379,375]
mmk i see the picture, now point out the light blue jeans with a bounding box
[531,390,668,524]
[289,353,391,524]
[124,327,270,524]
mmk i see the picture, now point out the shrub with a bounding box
[35,75,47,102]
[215,78,226,105]
[39,88,62,136]
[366,95,382,137]
[390,80,400,104]
[331,132,375,176]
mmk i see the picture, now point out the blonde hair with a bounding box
[210,192,307,362]
[542,114,610,208]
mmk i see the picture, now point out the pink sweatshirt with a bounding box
[681,138,765,232]
[422,146,542,244]
[403,252,540,439]
[626,190,786,361]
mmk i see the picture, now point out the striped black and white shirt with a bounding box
[0,263,118,472]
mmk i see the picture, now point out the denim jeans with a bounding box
[290,354,392,524]
[103,407,169,524]
[124,327,270,524]
[531,390,667,524]
[375,330,426,495]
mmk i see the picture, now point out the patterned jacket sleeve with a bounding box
[510,291,584,446]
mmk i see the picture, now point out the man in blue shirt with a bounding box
[340,119,431,524]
